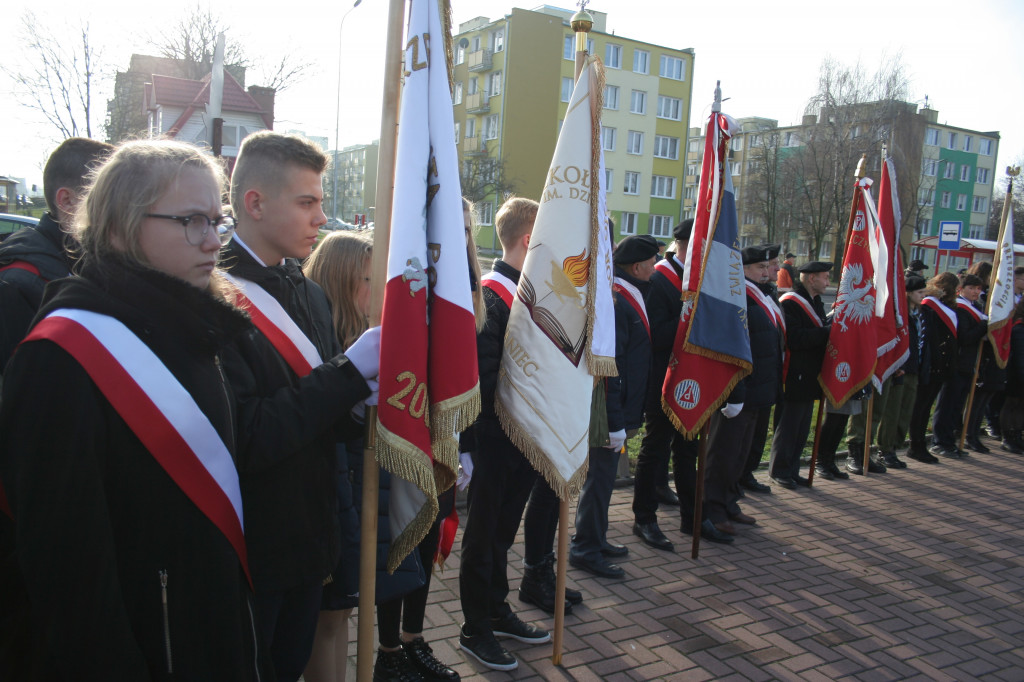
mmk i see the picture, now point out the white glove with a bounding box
[345,326,381,380]
[456,452,474,490]
[720,402,743,419]
[349,378,380,423]
[608,429,627,451]
[365,377,379,406]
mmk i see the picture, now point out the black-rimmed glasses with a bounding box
[145,213,235,246]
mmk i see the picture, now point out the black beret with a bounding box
[905,274,926,292]
[760,243,782,260]
[673,218,694,242]
[798,261,834,274]
[614,234,661,265]
[908,259,929,271]
[785,252,796,259]
[741,246,770,265]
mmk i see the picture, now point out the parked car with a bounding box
[0,213,39,241]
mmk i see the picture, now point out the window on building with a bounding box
[653,135,679,160]
[943,162,954,179]
[980,139,993,155]
[977,167,990,184]
[561,77,574,103]
[941,191,951,208]
[947,132,957,149]
[649,215,673,237]
[623,171,640,194]
[784,131,799,147]
[601,126,617,151]
[488,71,502,96]
[472,36,481,52]
[732,136,743,151]
[849,125,862,139]
[743,212,756,225]
[621,212,638,235]
[925,128,939,146]
[478,201,494,226]
[467,78,478,95]
[688,139,700,153]
[465,118,476,139]
[969,223,984,239]
[604,85,619,110]
[604,168,613,193]
[563,35,573,60]
[962,135,972,152]
[484,115,500,140]
[627,130,644,155]
[630,90,647,115]
[606,44,622,69]
[684,186,696,200]
[923,159,937,176]
[749,134,762,148]
[453,122,460,144]
[633,49,649,74]
[656,95,682,121]
[973,196,987,212]
[454,81,463,105]
[956,194,967,211]
[651,175,676,199]
[456,44,465,65]
[492,30,504,52]
[917,218,930,236]
[918,188,933,206]
[659,55,684,80]
[960,165,970,182]
[686,163,698,176]
[731,161,741,176]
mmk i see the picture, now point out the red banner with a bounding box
[873,159,909,389]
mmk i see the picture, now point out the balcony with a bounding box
[465,92,489,114]
[463,137,487,156]
[467,49,493,72]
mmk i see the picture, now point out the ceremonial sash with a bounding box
[481,271,516,309]
[780,292,823,327]
[748,281,789,379]
[23,308,250,586]
[923,297,958,336]
[0,261,43,277]
[956,296,988,322]
[614,277,650,338]
[222,273,323,377]
[653,258,683,292]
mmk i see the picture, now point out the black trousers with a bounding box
[523,475,559,567]
[933,372,971,448]
[571,446,619,562]
[741,405,774,479]
[770,400,814,480]
[633,406,700,526]
[704,408,758,523]
[909,374,944,453]
[459,443,537,632]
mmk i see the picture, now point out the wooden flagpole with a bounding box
[861,392,874,474]
[553,7,595,667]
[806,399,825,486]
[358,0,405,678]
[691,423,709,558]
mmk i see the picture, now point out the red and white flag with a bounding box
[872,159,909,389]
[987,180,1017,367]
[376,0,480,570]
[820,176,880,406]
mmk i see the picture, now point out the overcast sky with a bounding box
[2,0,1021,190]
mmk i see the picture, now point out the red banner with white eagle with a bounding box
[375,0,480,570]
[820,176,880,406]
[872,158,909,389]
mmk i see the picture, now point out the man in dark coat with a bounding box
[703,246,784,538]
[769,261,833,488]
[570,234,658,578]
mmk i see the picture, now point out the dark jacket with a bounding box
[901,306,922,376]
[0,257,271,680]
[953,299,989,375]
[0,213,75,372]
[1005,321,1024,398]
[608,268,652,433]
[920,298,958,384]
[219,240,370,592]
[643,256,685,411]
[780,282,830,401]
[729,280,784,409]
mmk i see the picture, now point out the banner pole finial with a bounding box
[712,80,721,113]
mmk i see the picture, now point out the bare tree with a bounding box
[4,12,102,139]
[459,157,519,206]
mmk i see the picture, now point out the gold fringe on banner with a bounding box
[439,0,455,98]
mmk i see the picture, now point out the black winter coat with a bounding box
[0,213,75,372]
[728,281,784,409]
[219,240,370,592]
[953,300,989,376]
[0,257,271,680]
[919,298,958,384]
[643,256,685,411]
[780,283,830,401]
[1006,321,1024,398]
[608,268,652,433]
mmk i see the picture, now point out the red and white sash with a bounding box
[481,271,517,309]
[923,296,958,335]
[223,273,323,377]
[746,281,784,331]
[614,276,650,338]
[24,308,250,585]
[956,296,988,322]
[654,257,683,292]
[780,291,823,327]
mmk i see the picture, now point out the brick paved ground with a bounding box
[347,435,1024,680]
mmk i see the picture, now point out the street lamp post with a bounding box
[333,0,363,220]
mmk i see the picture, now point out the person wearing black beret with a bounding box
[768,261,833,488]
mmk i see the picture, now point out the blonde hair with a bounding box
[464,198,486,332]
[303,231,373,349]
[75,139,231,297]
[494,196,538,252]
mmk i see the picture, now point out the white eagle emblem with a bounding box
[833,262,874,332]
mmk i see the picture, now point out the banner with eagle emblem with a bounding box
[494,56,617,500]
[820,176,881,406]
[376,0,480,570]
[872,158,909,390]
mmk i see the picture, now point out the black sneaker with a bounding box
[490,613,550,644]
[459,627,517,671]
[373,647,424,682]
[881,451,907,469]
[402,638,460,681]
